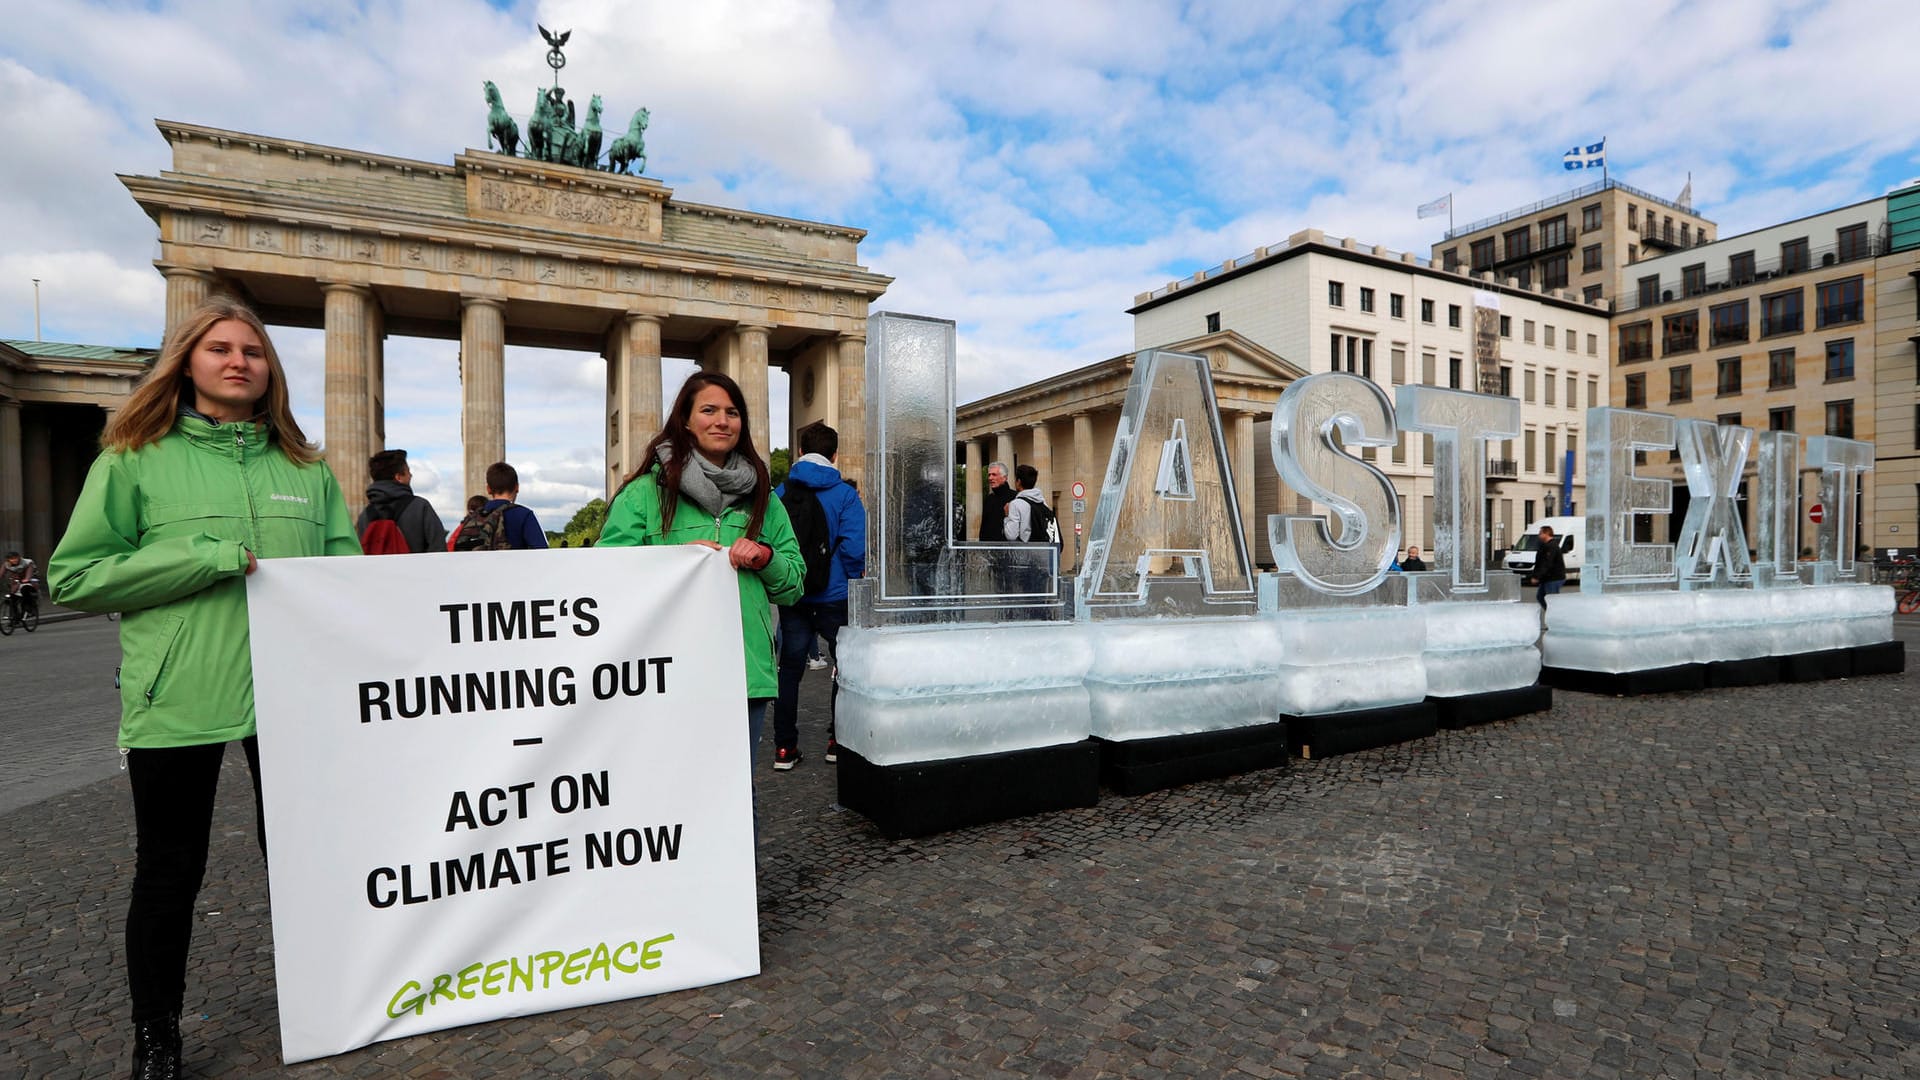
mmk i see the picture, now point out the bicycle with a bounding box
[1890,559,1920,614]
[1,583,40,635]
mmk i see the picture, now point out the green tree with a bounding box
[545,498,609,547]
[769,447,790,488]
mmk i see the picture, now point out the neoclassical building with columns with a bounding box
[0,339,152,562]
[121,120,891,515]
[957,331,1306,571]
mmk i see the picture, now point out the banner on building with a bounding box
[247,547,758,1063]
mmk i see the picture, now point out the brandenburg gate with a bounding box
[121,120,891,508]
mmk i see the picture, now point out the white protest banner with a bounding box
[247,546,757,1063]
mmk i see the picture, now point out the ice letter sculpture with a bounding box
[1268,373,1402,596]
[1583,407,1677,589]
[1809,435,1874,578]
[1395,385,1522,594]
[1673,419,1753,586]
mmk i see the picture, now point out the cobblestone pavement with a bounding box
[4,620,1918,1078]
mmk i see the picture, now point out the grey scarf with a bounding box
[659,444,760,519]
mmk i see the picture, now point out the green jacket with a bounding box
[49,415,361,748]
[599,467,805,698]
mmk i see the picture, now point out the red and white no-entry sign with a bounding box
[1071,481,1086,499]
[1809,503,1825,523]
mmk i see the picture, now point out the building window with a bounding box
[1443,248,1460,272]
[1718,412,1742,428]
[1500,366,1513,396]
[1584,284,1604,303]
[1638,275,1661,307]
[1730,250,1756,283]
[1915,405,1920,450]
[1681,223,1692,246]
[1582,244,1602,272]
[1769,348,1796,389]
[1826,400,1854,438]
[1582,204,1602,231]
[1504,226,1532,261]
[1362,338,1374,379]
[1359,287,1375,313]
[1470,239,1496,271]
[1546,431,1558,476]
[1422,352,1436,384]
[1543,255,1569,290]
[1448,304,1461,328]
[1781,237,1810,273]
[1540,215,1568,249]
[1391,346,1406,384]
[1717,357,1742,396]
[1566,374,1576,406]
[1524,368,1536,402]
[1205,311,1220,333]
[1825,339,1854,381]
[1420,298,1435,323]
[1769,406,1795,432]
[1620,322,1653,362]
[1513,266,1532,289]
[1709,300,1749,346]
[1628,204,1638,229]
[1682,264,1707,297]
[1760,290,1803,336]
[1625,373,1646,408]
[1329,281,1344,307]
[1662,311,1699,355]
[1545,325,1557,348]
[1544,367,1557,404]
[1588,375,1599,407]
[1524,429,1537,473]
[1500,315,1512,337]
[1816,276,1864,326]
[1448,356,1462,389]
[1587,333,1599,356]
[1628,243,1638,263]
[1669,365,1693,404]
[1837,222,1869,262]
[1524,319,1537,344]
[1390,293,1404,318]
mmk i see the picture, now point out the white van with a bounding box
[1504,516,1584,580]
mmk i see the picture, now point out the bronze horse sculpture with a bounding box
[607,107,649,176]
[483,80,518,157]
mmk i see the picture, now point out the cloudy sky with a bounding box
[4,0,1917,528]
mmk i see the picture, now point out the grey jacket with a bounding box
[357,480,448,554]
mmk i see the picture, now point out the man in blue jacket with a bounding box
[770,422,865,770]
[482,461,548,549]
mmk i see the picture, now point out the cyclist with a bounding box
[1,550,37,626]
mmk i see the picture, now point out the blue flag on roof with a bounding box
[1562,138,1606,170]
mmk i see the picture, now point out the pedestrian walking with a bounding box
[47,296,360,1080]
[770,421,865,770]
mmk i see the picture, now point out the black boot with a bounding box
[131,1014,182,1080]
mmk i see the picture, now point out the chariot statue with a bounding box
[481,27,649,175]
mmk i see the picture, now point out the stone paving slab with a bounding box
[4,644,1919,1078]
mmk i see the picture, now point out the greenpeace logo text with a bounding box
[270,493,311,504]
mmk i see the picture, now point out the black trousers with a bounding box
[125,737,264,1021]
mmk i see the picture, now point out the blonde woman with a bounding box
[49,295,359,1079]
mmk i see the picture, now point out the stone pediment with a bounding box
[1153,330,1305,384]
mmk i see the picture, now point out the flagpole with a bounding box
[1603,136,1609,185]
[1449,193,1454,235]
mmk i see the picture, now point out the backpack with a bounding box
[359,500,412,555]
[780,484,836,596]
[1025,498,1061,546]
[451,502,514,552]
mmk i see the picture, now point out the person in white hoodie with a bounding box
[1002,464,1052,542]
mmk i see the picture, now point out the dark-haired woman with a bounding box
[49,296,360,1079]
[598,372,805,761]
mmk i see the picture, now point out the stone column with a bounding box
[322,283,374,517]
[460,296,507,500]
[605,314,663,493]
[735,324,772,458]
[1029,422,1054,499]
[0,400,22,555]
[994,432,1015,475]
[964,438,984,540]
[1233,411,1258,554]
[366,300,387,452]
[23,414,51,562]
[836,333,866,487]
[1072,411,1094,490]
[161,266,219,339]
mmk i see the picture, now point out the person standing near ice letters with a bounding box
[980,460,1014,540]
[769,421,865,771]
[1524,524,1569,608]
[1002,464,1056,544]
[47,296,361,1080]
[598,372,806,764]
[1401,545,1428,571]
[355,448,447,554]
